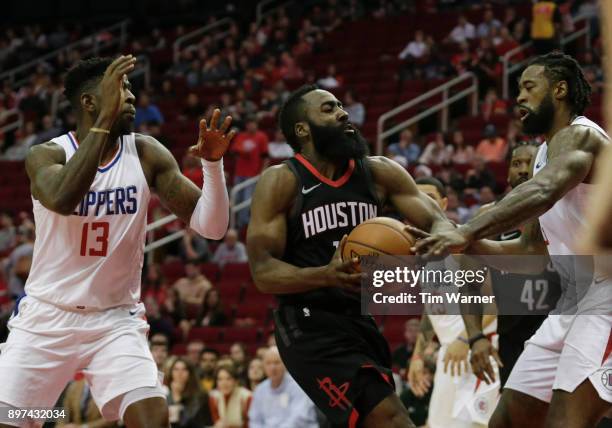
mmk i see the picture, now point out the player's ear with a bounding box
[553,80,568,101]
[80,92,98,114]
[295,121,309,139]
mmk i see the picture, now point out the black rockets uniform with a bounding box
[274,154,395,428]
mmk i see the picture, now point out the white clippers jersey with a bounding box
[533,116,609,257]
[25,132,150,310]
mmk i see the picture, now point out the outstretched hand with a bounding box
[188,109,236,162]
[405,225,472,258]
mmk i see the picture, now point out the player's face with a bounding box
[96,74,136,135]
[301,90,368,162]
[517,65,556,135]
[416,184,448,211]
[508,146,537,187]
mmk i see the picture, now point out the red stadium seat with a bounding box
[223,326,261,344]
[220,263,252,282]
[187,327,224,343]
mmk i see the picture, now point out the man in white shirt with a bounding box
[447,15,476,44]
[248,347,319,428]
[398,30,428,61]
[212,228,248,267]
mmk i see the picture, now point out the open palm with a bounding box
[188,108,236,162]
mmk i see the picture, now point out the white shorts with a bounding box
[0,296,165,425]
[428,343,500,428]
[505,314,612,403]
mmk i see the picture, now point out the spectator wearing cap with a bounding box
[476,124,508,162]
[248,347,319,428]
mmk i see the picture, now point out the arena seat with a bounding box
[187,326,224,343]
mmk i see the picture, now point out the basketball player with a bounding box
[0,56,234,428]
[246,85,456,428]
[410,52,612,427]
[460,143,561,387]
[409,177,498,428]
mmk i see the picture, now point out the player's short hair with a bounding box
[511,140,539,156]
[528,51,592,116]
[415,177,447,198]
[278,84,318,153]
[63,57,113,109]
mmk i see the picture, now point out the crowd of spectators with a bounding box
[0,1,606,426]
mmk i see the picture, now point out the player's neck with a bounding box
[300,149,349,180]
[546,109,575,142]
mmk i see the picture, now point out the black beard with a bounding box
[114,116,134,136]
[521,94,555,135]
[309,121,368,162]
[509,175,529,188]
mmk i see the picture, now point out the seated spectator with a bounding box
[1,121,37,160]
[465,157,497,191]
[142,263,169,308]
[248,347,319,428]
[33,115,62,146]
[5,225,34,299]
[446,14,475,44]
[181,228,211,262]
[0,212,16,252]
[398,30,430,79]
[230,342,248,381]
[173,261,212,306]
[181,93,203,121]
[419,132,453,166]
[186,340,205,371]
[278,51,303,80]
[143,295,176,340]
[150,333,170,373]
[200,348,220,393]
[446,190,473,224]
[317,64,343,89]
[476,124,508,162]
[167,358,213,428]
[195,288,227,327]
[212,229,248,267]
[246,357,266,391]
[344,90,365,127]
[232,88,257,128]
[494,27,520,58]
[481,89,508,121]
[135,91,164,129]
[267,130,294,160]
[477,7,502,38]
[387,129,421,166]
[209,364,252,428]
[58,379,117,428]
[450,130,475,165]
[392,319,419,378]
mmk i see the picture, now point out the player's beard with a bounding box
[521,93,555,136]
[309,122,369,163]
[114,115,134,136]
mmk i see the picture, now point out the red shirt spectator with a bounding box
[231,119,269,179]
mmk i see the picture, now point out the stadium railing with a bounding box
[501,13,592,99]
[0,108,23,137]
[376,72,478,156]
[0,20,130,89]
[256,0,295,25]
[173,17,236,64]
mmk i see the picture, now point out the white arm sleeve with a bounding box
[189,158,229,240]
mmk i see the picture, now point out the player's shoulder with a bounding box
[134,132,167,155]
[25,141,66,168]
[133,132,175,167]
[254,163,298,206]
[553,122,608,153]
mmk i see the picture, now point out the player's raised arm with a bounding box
[26,55,136,215]
[246,165,361,294]
[367,156,455,234]
[142,109,234,240]
[414,125,604,257]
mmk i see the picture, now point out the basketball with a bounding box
[341,217,416,263]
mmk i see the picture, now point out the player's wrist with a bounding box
[467,332,488,348]
[457,224,476,242]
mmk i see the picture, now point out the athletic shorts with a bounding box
[0,296,165,426]
[274,304,395,427]
[505,314,612,403]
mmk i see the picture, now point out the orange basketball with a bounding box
[341,217,416,263]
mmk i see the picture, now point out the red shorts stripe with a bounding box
[601,328,612,365]
[348,408,359,428]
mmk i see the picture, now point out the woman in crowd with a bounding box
[166,357,213,428]
[209,364,252,428]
